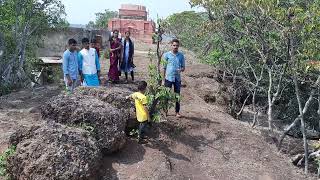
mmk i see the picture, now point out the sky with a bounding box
[61,0,202,25]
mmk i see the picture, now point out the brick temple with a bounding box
[108,4,155,44]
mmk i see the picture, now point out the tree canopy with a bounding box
[0,0,67,94]
[86,9,118,29]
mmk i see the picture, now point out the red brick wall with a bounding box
[119,9,147,18]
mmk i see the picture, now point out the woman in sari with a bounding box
[121,31,135,83]
[108,30,122,83]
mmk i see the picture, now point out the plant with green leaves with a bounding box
[86,9,118,29]
[0,145,16,178]
[189,0,320,174]
[161,11,209,52]
[147,50,179,122]
[0,0,67,94]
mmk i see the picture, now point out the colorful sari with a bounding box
[108,38,121,82]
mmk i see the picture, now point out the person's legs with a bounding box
[138,122,147,141]
[83,74,100,87]
[131,71,134,81]
[174,80,181,116]
[64,77,74,93]
[164,79,173,88]
[125,72,128,80]
[164,80,173,116]
[70,79,77,93]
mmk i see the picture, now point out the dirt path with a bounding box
[0,44,314,180]
[99,47,313,180]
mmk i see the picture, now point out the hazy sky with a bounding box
[61,0,202,24]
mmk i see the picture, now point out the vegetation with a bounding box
[0,145,16,178]
[0,0,67,95]
[147,21,179,122]
[86,9,118,29]
[161,11,208,53]
[147,50,178,122]
[162,0,320,174]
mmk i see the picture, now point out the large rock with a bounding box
[74,86,135,110]
[7,122,101,180]
[41,91,127,153]
[74,87,139,134]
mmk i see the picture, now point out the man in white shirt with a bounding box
[78,38,101,87]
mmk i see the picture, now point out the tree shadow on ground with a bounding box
[183,116,221,126]
[144,115,220,162]
[147,115,231,161]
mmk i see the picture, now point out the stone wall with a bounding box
[37,27,110,57]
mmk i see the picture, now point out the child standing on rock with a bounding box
[126,81,149,143]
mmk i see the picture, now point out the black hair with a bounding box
[68,38,77,45]
[138,81,147,92]
[82,38,90,44]
[171,38,180,44]
[113,29,119,33]
[91,39,97,43]
[125,31,131,35]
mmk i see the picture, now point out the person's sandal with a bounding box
[176,113,182,118]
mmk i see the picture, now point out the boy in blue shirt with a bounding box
[163,39,185,118]
[62,39,79,93]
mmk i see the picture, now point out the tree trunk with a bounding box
[300,117,309,174]
[236,93,250,118]
[156,25,163,86]
[230,69,238,117]
[252,90,259,127]
[267,67,273,131]
[318,89,320,130]
[294,76,312,174]
[278,117,300,148]
[278,76,320,150]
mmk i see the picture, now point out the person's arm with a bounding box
[125,93,134,100]
[63,52,72,85]
[131,41,134,63]
[95,50,101,78]
[110,41,122,51]
[180,54,185,72]
[78,52,83,82]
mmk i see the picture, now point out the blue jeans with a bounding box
[165,79,181,113]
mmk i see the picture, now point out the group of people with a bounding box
[62,30,135,93]
[62,31,185,142]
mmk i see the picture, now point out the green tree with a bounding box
[189,0,320,174]
[0,0,66,94]
[161,11,207,51]
[87,9,118,29]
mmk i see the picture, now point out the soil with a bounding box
[0,43,315,180]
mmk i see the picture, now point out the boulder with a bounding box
[41,92,127,153]
[7,122,101,180]
[74,87,139,134]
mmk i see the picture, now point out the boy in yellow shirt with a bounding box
[126,81,149,143]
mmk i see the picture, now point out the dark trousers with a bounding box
[138,122,147,139]
[125,71,134,81]
[164,79,181,113]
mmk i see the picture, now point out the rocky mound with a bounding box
[41,93,127,153]
[74,87,139,134]
[7,122,101,180]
